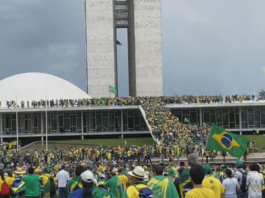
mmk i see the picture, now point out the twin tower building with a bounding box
[85,0,163,97]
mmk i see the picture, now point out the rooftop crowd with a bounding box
[0,140,264,198]
[1,94,260,109]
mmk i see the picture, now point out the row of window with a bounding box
[172,107,265,129]
[0,110,148,135]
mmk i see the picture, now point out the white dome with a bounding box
[0,72,91,104]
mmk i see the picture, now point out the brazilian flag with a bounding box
[206,125,249,158]
[96,99,107,106]
[11,182,25,194]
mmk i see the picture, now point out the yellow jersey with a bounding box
[202,176,224,198]
[185,188,215,198]
[5,176,15,187]
[118,175,129,191]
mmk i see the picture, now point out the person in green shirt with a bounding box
[148,165,179,198]
[23,167,40,198]
[104,168,125,198]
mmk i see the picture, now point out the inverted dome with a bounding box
[0,72,91,104]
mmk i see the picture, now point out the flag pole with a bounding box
[16,94,19,151]
[45,95,48,151]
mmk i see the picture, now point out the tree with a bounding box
[259,89,265,99]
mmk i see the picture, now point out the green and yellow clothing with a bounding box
[69,176,82,192]
[148,175,179,198]
[202,176,224,197]
[104,175,126,198]
[93,187,114,198]
[5,176,15,187]
[118,175,129,191]
[126,181,150,198]
[179,169,192,198]
[23,174,40,197]
[185,188,215,198]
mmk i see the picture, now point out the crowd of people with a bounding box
[1,94,261,109]
[0,142,264,198]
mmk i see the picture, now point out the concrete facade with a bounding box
[129,0,163,96]
[85,0,163,97]
[85,0,117,98]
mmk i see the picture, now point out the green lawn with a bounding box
[243,135,265,149]
[54,138,154,147]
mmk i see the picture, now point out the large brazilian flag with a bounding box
[206,125,249,159]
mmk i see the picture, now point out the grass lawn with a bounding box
[54,138,154,147]
[243,135,265,150]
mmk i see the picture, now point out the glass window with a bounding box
[134,112,140,125]
[115,117,121,131]
[90,112,95,117]
[64,113,70,118]
[128,111,133,116]
[51,119,57,131]
[242,122,248,128]
[261,108,265,114]
[242,111,247,122]
[236,114,239,126]
[128,117,134,130]
[254,109,261,122]
[89,117,95,131]
[210,109,215,115]
[248,114,254,126]
[115,111,121,116]
[223,109,228,114]
[203,111,209,123]
[64,119,70,130]
[109,113,114,125]
[96,113,102,126]
[248,108,253,113]
[103,111,108,117]
[12,120,16,132]
[255,122,260,128]
[229,111,235,122]
[223,114,228,126]
[210,115,216,124]
[77,118,81,130]
[261,114,265,126]
[123,113,127,125]
[190,111,198,123]
[216,110,222,122]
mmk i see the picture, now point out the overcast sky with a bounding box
[1,0,265,97]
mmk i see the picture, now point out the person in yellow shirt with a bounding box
[202,165,225,198]
[185,165,215,198]
[5,170,15,187]
[118,168,129,191]
[126,166,152,198]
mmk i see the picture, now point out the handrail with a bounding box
[139,105,160,145]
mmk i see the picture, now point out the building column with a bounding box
[81,111,84,140]
[0,113,3,142]
[41,112,44,142]
[199,108,203,126]
[121,110,124,139]
[239,107,242,135]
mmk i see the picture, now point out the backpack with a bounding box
[137,187,153,198]
[1,182,10,196]
[239,171,247,192]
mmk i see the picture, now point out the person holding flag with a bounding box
[206,125,249,159]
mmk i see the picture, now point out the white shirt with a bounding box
[234,170,243,185]
[246,171,264,198]
[222,178,239,195]
[56,169,69,188]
